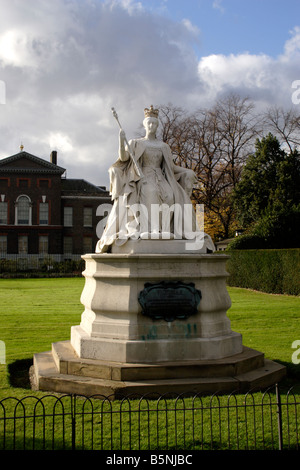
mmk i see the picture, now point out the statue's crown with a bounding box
[144,105,159,119]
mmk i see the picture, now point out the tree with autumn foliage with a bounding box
[157,94,261,241]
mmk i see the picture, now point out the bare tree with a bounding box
[263,106,300,152]
[157,94,261,239]
[212,94,261,185]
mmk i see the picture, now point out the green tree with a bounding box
[231,133,300,248]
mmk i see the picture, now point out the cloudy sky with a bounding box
[0,0,300,187]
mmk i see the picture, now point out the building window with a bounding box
[83,207,93,227]
[0,202,7,224]
[83,237,93,253]
[64,207,73,227]
[16,195,32,225]
[39,202,49,225]
[18,235,28,254]
[17,178,30,189]
[37,179,51,188]
[39,236,48,255]
[0,235,7,255]
[0,178,10,190]
[63,237,73,254]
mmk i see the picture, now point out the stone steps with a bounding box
[52,340,265,380]
[31,340,286,399]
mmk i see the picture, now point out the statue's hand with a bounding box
[118,129,128,161]
[119,129,126,144]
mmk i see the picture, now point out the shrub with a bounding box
[227,234,267,250]
[226,249,300,295]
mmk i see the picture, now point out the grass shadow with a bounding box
[8,358,33,389]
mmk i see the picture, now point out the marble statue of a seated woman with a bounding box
[96,105,214,253]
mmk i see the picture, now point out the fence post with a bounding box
[275,383,283,450]
[71,395,76,451]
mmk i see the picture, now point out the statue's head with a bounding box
[143,105,159,134]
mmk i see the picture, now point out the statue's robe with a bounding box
[96,139,215,253]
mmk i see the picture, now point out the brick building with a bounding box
[0,147,111,258]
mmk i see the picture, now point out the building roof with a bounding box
[0,149,109,198]
[61,178,108,195]
[0,150,66,175]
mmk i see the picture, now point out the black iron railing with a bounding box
[0,254,84,275]
[0,384,299,451]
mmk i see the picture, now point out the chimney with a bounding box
[50,150,57,165]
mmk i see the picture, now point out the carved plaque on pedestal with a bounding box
[138,281,201,322]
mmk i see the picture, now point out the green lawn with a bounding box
[227,287,300,368]
[0,277,299,394]
[0,278,299,450]
[0,277,83,393]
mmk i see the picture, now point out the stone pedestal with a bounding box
[70,251,242,363]
[31,245,286,397]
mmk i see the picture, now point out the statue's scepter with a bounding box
[111,107,144,178]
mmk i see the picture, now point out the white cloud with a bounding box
[47,132,74,153]
[281,26,300,60]
[182,18,200,36]
[0,80,5,104]
[107,0,144,14]
[198,53,274,99]
[0,0,299,188]
[197,27,300,109]
[212,0,225,14]
[0,0,203,186]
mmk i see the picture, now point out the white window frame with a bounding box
[63,236,73,254]
[83,236,93,253]
[64,207,73,227]
[39,235,48,254]
[39,202,49,225]
[83,207,93,227]
[0,235,7,255]
[15,195,32,225]
[0,201,8,224]
[18,235,28,254]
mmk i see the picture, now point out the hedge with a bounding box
[0,257,85,278]
[226,249,300,296]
